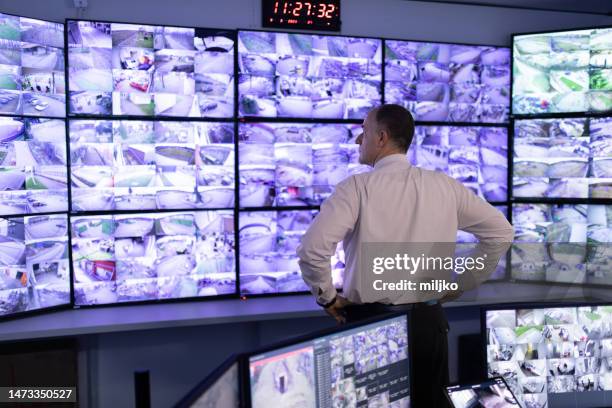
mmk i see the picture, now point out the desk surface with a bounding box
[0,282,605,342]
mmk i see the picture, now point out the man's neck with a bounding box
[372,150,405,167]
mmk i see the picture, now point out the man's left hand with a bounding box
[324,295,351,324]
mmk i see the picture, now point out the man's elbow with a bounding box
[502,222,514,243]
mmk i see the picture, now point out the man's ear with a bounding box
[378,128,389,147]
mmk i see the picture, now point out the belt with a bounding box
[370,299,440,313]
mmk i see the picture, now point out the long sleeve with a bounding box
[297,176,360,304]
[451,178,514,289]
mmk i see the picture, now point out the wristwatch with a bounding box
[317,296,337,309]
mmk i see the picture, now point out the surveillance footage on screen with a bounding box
[513,28,612,115]
[71,210,235,306]
[0,213,70,317]
[239,122,507,208]
[238,31,382,119]
[67,20,234,118]
[189,362,239,408]
[0,116,68,216]
[446,378,519,408]
[0,13,66,117]
[409,125,508,202]
[239,210,344,295]
[249,316,410,408]
[511,204,612,286]
[385,40,510,123]
[69,119,234,212]
[486,305,612,408]
[513,117,611,199]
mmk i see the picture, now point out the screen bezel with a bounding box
[243,311,412,408]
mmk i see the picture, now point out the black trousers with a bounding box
[345,302,451,408]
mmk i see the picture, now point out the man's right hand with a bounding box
[324,295,351,324]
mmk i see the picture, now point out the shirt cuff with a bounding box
[315,286,338,306]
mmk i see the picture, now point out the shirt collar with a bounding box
[373,153,410,171]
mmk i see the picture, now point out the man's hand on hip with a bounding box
[324,295,351,324]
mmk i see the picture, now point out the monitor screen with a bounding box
[446,377,519,408]
[385,40,510,123]
[69,119,234,212]
[248,314,410,407]
[67,20,234,118]
[513,117,611,199]
[0,13,65,117]
[239,122,507,208]
[176,360,240,408]
[239,122,367,207]
[511,204,611,285]
[239,210,344,295]
[0,214,70,317]
[0,116,68,216]
[70,210,235,306]
[237,31,382,119]
[486,304,612,408]
[513,28,612,115]
[409,125,508,202]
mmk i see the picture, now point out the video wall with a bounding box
[486,304,612,408]
[513,28,612,115]
[511,26,612,291]
[0,13,65,117]
[66,20,235,118]
[0,13,70,318]
[385,40,511,123]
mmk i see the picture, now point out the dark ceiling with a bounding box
[407,0,612,15]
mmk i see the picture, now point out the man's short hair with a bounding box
[374,104,415,152]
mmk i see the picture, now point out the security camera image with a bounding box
[71,210,235,306]
[69,119,234,212]
[513,28,612,115]
[513,117,612,199]
[511,204,612,285]
[249,315,409,408]
[238,31,382,120]
[239,122,507,207]
[446,378,519,408]
[67,20,234,118]
[239,122,365,207]
[0,13,65,117]
[0,116,68,216]
[385,40,510,123]
[486,305,612,408]
[409,126,508,202]
[0,214,70,317]
[239,210,344,295]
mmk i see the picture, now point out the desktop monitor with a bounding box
[484,302,612,408]
[247,314,410,407]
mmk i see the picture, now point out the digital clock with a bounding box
[262,0,341,31]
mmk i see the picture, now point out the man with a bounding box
[297,104,513,407]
